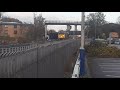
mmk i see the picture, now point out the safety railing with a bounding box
[72,53,80,78]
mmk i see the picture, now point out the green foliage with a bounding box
[33,14,45,41]
[100,23,120,38]
[25,14,45,42]
[85,41,120,58]
[86,12,120,39]
[89,40,107,48]
[0,36,29,44]
[0,36,16,43]
[17,37,28,43]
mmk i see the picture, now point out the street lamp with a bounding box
[79,12,85,77]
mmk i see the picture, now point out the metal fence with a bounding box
[0,44,38,58]
[0,39,73,58]
[0,39,80,78]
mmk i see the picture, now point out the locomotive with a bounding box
[48,32,69,40]
[58,32,69,40]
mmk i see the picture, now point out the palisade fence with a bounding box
[0,39,80,78]
[0,44,38,58]
[0,40,71,58]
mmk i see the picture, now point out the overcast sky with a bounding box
[4,12,120,31]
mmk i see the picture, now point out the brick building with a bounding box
[0,22,33,43]
[0,21,34,37]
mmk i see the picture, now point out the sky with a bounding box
[3,12,120,31]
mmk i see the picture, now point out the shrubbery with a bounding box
[89,40,107,48]
[85,41,120,58]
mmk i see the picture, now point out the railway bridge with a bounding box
[44,20,87,38]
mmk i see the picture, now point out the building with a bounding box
[0,22,33,43]
[110,32,119,38]
[0,22,32,38]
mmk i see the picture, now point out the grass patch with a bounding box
[85,41,120,58]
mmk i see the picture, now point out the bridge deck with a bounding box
[45,20,81,25]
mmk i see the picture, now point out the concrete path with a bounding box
[88,58,120,78]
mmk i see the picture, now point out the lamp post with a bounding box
[79,12,85,77]
[45,24,47,41]
[94,20,97,39]
[109,32,111,45]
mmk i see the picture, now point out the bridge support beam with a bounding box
[75,25,77,31]
[66,25,71,31]
[74,25,77,39]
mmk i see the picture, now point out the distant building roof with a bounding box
[0,22,21,25]
[0,22,33,26]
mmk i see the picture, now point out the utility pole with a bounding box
[79,12,85,77]
[33,12,37,41]
[95,20,97,39]
[45,24,47,41]
[109,32,111,45]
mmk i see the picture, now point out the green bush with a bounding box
[89,40,107,48]
[85,41,120,58]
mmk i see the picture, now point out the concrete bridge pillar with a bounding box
[75,25,77,31]
[74,25,77,39]
[66,25,71,31]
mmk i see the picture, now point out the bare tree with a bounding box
[0,12,5,18]
[34,13,45,42]
[0,12,2,18]
[117,16,120,24]
[48,29,56,34]
[58,30,65,33]
[85,12,107,38]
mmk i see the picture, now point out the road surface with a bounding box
[88,58,120,78]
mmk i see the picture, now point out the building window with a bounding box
[4,25,8,28]
[14,25,17,28]
[14,30,17,34]
[5,30,8,32]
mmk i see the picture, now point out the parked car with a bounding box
[107,38,116,44]
[115,40,120,45]
[95,39,107,44]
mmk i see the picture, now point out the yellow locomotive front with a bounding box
[58,33,65,39]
